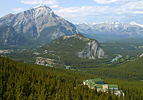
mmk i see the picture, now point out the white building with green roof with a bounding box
[83,78,124,97]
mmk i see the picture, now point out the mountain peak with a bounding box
[130,21,137,25]
[130,21,143,28]
[32,4,52,11]
[0,4,78,44]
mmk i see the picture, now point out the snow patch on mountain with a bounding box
[130,21,143,28]
[114,25,118,27]
[33,4,51,11]
[0,4,78,43]
[75,21,143,38]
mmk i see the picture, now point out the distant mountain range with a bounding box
[75,21,143,39]
[1,4,142,47]
[0,4,78,44]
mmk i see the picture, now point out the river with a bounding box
[111,55,122,62]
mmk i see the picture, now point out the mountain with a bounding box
[0,26,36,46]
[75,22,143,38]
[130,21,143,28]
[0,4,78,44]
[36,34,109,59]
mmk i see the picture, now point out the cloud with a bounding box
[56,5,112,23]
[12,8,24,12]
[93,0,134,4]
[114,1,143,15]
[56,5,113,19]
[93,0,119,4]
[50,4,59,8]
[21,0,58,5]
[55,1,143,23]
[56,1,143,17]
[57,6,110,17]
[121,1,143,10]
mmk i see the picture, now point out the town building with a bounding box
[35,59,45,65]
[66,65,70,69]
[83,78,124,97]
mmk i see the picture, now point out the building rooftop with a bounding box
[83,78,118,89]
[108,84,118,89]
[83,78,103,83]
[92,78,104,82]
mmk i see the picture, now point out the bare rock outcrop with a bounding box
[77,40,108,59]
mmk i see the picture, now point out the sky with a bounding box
[0,0,143,24]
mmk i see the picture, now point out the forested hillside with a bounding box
[1,56,143,99]
[0,56,118,100]
[83,56,143,81]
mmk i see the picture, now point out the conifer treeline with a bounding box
[0,56,118,100]
[0,56,143,100]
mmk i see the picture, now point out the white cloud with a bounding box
[21,0,58,5]
[121,1,143,10]
[57,5,110,17]
[134,11,143,14]
[50,4,59,8]
[93,0,135,4]
[93,0,118,4]
[55,0,143,23]
[55,5,113,23]
[12,8,24,12]
[65,1,143,15]
[114,1,143,15]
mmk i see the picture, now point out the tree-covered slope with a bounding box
[0,56,121,100]
[36,34,109,59]
[100,42,143,57]
[83,56,143,81]
[1,56,143,99]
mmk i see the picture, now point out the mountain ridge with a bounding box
[0,5,78,44]
[75,21,143,38]
[36,34,109,60]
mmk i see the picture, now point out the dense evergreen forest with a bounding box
[101,42,143,57]
[0,56,118,100]
[5,42,143,66]
[83,56,143,81]
[1,56,143,100]
[1,37,143,100]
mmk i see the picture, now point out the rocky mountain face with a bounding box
[77,40,106,59]
[0,4,78,44]
[37,34,109,59]
[75,22,143,38]
[0,26,36,46]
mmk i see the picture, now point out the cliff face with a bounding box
[61,34,109,59]
[77,39,108,59]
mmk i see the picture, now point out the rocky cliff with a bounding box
[77,40,106,59]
